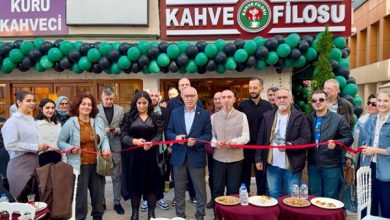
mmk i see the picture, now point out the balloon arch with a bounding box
[0,33,361,118]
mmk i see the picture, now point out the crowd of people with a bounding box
[0,77,389,220]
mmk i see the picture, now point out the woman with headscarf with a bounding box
[55,96,70,125]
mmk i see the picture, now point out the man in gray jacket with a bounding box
[97,86,125,215]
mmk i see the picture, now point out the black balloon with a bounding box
[17,63,29,72]
[13,39,24,48]
[92,63,103,74]
[197,66,206,74]
[161,66,169,73]
[168,60,179,72]
[54,39,64,48]
[108,49,121,62]
[119,43,131,55]
[206,60,217,71]
[236,63,246,72]
[341,49,349,58]
[123,67,131,74]
[224,43,237,56]
[196,41,208,52]
[40,41,53,54]
[21,57,33,68]
[138,54,150,67]
[274,59,284,68]
[186,45,199,59]
[67,49,81,63]
[59,57,72,69]
[341,94,354,104]
[159,42,169,53]
[298,41,309,53]
[274,35,285,44]
[176,53,189,67]
[344,47,351,55]
[346,76,356,84]
[290,49,301,60]
[80,43,93,56]
[255,46,269,59]
[27,49,42,62]
[337,66,350,79]
[131,62,142,73]
[0,43,13,56]
[276,67,283,73]
[94,41,101,48]
[215,51,227,64]
[246,56,256,68]
[330,59,339,70]
[354,105,363,118]
[302,35,314,44]
[264,38,278,51]
[147,46,160,60]
[98,57,111,70]
[234,39,245,49]
[54,62,64,72]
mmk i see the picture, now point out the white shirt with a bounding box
[328,101,338,113]
[373,114,389,163]
[1,112,41,159]
[36,119,61,151]
[271,112,288,169]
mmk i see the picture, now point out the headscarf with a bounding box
[55,96,70,115]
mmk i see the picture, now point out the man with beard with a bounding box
[255,88,310,198]
[238,77,272,195]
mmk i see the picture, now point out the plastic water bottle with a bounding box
[300,182,308,200]
[291,183,300,198]
[239,183,249,206]
[0,193,8,202]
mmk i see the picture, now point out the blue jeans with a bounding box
[308,164,341,199]
[266,164,302,199]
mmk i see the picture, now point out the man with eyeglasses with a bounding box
[254,88,310,198]
[307,90,353,199]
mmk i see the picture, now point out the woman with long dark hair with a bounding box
[57,93,110,220]
[35,98,62,166]
[121,91,163,220]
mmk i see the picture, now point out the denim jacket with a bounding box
[57,116,110,172]
[360,114,390,182]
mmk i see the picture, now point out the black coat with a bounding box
[254,106,311,173]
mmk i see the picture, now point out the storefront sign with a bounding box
[0,0,68,36]
[160,0,351,40]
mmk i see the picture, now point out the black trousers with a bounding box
[212,159,243,200]
[241,149,267,195]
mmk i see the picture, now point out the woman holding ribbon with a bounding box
[360,88,390,218]
[120,91,163,220]
[57,93,110,220]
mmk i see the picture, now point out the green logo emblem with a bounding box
[237,0,271,33]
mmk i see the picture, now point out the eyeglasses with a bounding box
[60,102,69,105]
[367,101,377,107]
[311,98,326,103]
[276,96,289,100]
[183,95,196,99]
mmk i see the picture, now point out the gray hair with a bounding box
[102,86,114,96]
[325,79,340,89]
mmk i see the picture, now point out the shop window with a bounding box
[358,29,367,67]
[369,22,379,64]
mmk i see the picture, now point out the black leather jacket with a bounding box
[307,110,353,168]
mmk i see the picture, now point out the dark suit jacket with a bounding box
[166,106,212,168]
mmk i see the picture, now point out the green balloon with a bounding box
[40,55,53,69]
[255,60,266,70]
[2,58,16,72]
[354,96,363,106]
[315,33,323,40]
[312,39,320,51]
[186,60,198,73]
[343,83,358,96]
[177,41,189,53]
[157,53,170,67]
[243,40,257,55]
[20,41,34,55]
[1,66,12,74]
[99,43,113,56]
[9,49,24,63]
[339,58,350,68]
[253,36,266,47]
[113,42,121,50]
[333,37,346,49]
[179,67,186,74]
[297,100,305,108]
[285,34,300,48]
[150,41,159,48]
[73,41,83,51]
[216,64,226,74]
[284,59,293,68]
[87,48,102,62]
[138,41,150,54]
[78,57,92,71]
[234,49,248,63]
[293,56,306,68]
[276,44,291,58]
[195,53,208,66]
[33,38,44,49]
[304,48,317,61]
[118,56,131,69]
[204,44,218,58]
[225,57,237,70]
[214,39,226,51]
[127,47,141,61]
[72,63,83,74]
[34,62,45,72]
[104,68,112,74]
[335,76,347,89]
[167,44,181,59]
[59,41,74,55]
[48,48,63,62]
[149,61,160,73]
[329,48,342,61]
[266,52,278,65]
[111,63,122,74]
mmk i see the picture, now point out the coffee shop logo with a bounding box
[237,0,271,33]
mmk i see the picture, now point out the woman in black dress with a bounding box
[120,91,163,220]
